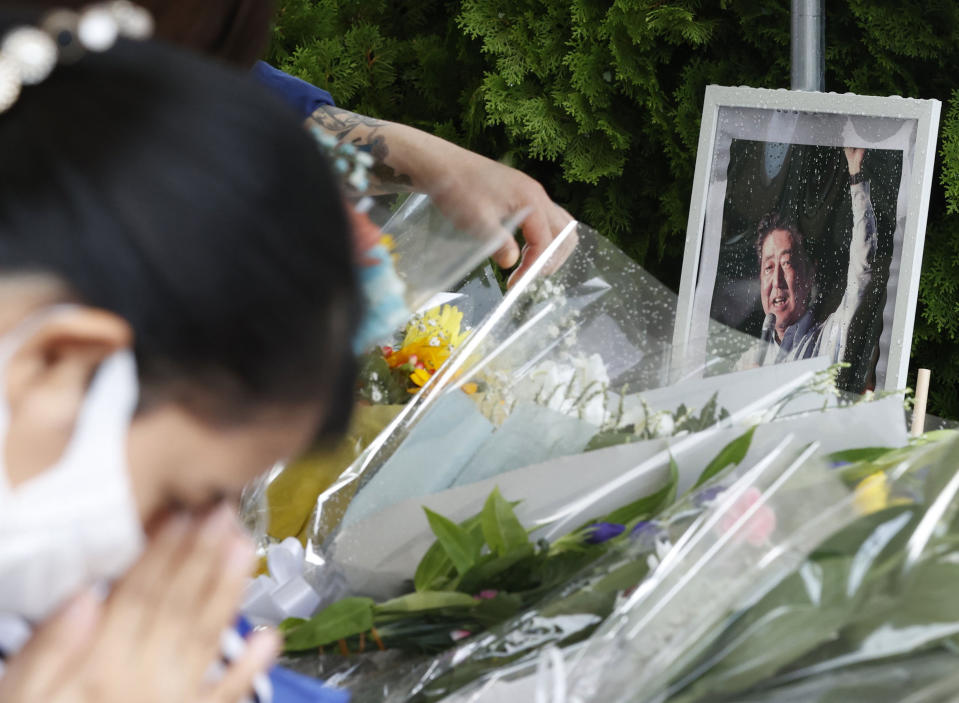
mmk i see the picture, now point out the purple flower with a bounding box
[830,460,852,469]
[629,520,657,539]
[693,485,727,508]
[585,522,625,544]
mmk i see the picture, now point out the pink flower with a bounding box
[451,629,472,641]
[474,589,499,600]
[716,487,776,546]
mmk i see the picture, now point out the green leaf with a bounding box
[693,427,757,489]
[471,592,524,626]
[424,507,483,575]
[915,429,959,445]
[282,597,375,652]
[537,547,601,586]
[414,514,486,592]
[457,545,537,594]
[278,616,306,632]
[675,392,723,434]
[603,455,679,526]
[585,429,635,451]
[414,541,456,593]
[825,447,896,465]
[480,487,529,556]
[374,591,478,614]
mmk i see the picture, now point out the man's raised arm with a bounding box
[844,147,879,293]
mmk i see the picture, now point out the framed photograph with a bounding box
[674,86,941,393]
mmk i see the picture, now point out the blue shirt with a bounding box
[252,61,335,118]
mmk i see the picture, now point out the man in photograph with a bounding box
[743,147,878,369]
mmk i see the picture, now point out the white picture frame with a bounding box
[674,85,940,392]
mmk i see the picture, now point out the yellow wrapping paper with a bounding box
[265,403,403,543]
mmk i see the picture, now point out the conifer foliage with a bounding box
[269,1,959,418]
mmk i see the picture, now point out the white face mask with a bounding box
[0,309,145,623]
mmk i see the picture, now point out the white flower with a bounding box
[740,411,769,427]
[646,412,675,438]
[508,352,611,426]
[371,387,383,403]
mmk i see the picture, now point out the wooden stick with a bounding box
[910,368,931,437]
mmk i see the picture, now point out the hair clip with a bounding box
[0,1,153,115]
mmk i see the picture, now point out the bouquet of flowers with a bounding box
[291,219,914,603]
[252,382,908,701]
[293,223,802,556]
[247,192,510,546]
[423,430,959,703]
[240,206,931,703]
[653,432,959,703]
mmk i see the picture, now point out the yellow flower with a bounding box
[853,472,890,515]
[402,304,468,348]
[462,382,479,395]
[388,341,447,372]
[410,367,432,388]
[386,304,468,372]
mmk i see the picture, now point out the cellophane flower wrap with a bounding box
[374,402,901,703]
[439,431,959,703]
[244,214,916,702]
[296,222,762,591]
[243,194,511,550]
[272,392,913,702]
[239,127,953,703]
[653,431,959,703]
[298,222,896,592]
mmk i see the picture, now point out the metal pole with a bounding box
[791,0,824,91]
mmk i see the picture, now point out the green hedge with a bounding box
[269,0,959,419]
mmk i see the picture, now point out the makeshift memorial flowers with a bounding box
[275,428,761,657]
[503,353,611,426]
[236,209,939,703]
[357,304,471,404]
[415,433,958,703]
[293,223,770,547]
[256,386,920,702]
[261,302,471,544]
[250,133,511,546]
[643,434,959,703]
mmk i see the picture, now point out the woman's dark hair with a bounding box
[8,0,274,66]
[0,15,359,436]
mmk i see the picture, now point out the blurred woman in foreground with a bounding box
[0,5,358,700]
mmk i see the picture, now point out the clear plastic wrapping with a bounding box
[557,433,959,703]
[238,210,934,703]
[301,222,777,567]
[261,396,910,703]
[366,193,514,318]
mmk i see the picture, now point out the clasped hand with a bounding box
[0,505,277,703]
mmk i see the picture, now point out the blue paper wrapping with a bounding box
[267,666,350,703]
[236,618,350,703]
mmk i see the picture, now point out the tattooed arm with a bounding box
[308,106,416,190]
[308,105,573,284]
